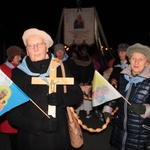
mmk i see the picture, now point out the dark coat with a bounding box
[7,54,83,150]
[105,68,150,150]
[109,56,130,90]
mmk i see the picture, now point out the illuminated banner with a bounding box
[64,7,95,46]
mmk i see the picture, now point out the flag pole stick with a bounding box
[121,96,131,105]
[30,99,50,118]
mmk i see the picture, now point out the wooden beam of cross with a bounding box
[31,58,74,94]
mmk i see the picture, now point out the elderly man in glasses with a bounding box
[7,28,83,150]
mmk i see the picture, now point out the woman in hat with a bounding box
[109,43,130,90]
[0,46,25,78]
[7,28,83,150]
[103,43,150,149]
[53,43,80,83]
[0,45,25,150]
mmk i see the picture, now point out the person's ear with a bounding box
[145,62,149,68]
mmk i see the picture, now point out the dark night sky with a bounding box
[0,1,150,50]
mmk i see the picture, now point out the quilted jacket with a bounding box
[103,64,150,150]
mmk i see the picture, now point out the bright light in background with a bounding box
[64,45,69,51]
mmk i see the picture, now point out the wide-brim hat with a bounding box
[22,28,53,48]
[127,43,150,62]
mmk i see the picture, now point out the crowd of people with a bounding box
[1,27,150,150]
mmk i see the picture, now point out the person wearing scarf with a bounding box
[7,28,83,150]
[103,43,150,150]
[0,46,25,150]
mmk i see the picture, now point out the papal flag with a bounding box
[92,70,122,107]
[0,69,30,116]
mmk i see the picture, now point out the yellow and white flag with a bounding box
[92,70,122,107]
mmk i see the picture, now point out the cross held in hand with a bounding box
[31,58,74,94]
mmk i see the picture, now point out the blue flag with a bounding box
[0,70,30,116]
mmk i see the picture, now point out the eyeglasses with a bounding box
[27,42,46,49]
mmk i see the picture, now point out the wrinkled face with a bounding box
[55,50,65,60]
[118,50,126,61]
[12,55,22,64]
[130,52,149,76]
[26,35,48,61]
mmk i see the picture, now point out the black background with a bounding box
[0,1,150,63]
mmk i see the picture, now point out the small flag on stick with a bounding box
[0,70,30,116]
[92,70,122,107]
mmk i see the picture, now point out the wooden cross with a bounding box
[31,58,74,117]
[31,58,74,94]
